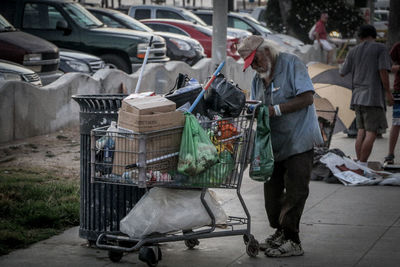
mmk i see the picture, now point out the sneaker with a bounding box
[384,154,395,165]
[259,229,284,251]
[265,239,304,257]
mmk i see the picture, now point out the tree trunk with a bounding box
[278,0,292,34]
[388,0,400,49]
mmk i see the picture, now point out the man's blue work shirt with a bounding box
[251,52,323,162]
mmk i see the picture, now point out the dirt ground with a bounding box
[0,126,81,180]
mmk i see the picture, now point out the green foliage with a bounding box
[266,0,364,43]
[264,0,285,33]
[0,168,79,255]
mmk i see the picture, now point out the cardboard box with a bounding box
[112,128,182,175]
[118,110,185,133]
[122,95,176,115]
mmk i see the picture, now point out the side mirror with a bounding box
[249,28,258,35]
[56,20,71,35]
[56,20,68,29]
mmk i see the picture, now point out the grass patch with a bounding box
[0,167,79,255]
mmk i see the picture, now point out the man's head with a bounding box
[320,12,329,23]
[237,35,279,78]
[357,24,377,39]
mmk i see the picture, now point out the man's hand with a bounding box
[387,91,394,106]
[268,105,275,117]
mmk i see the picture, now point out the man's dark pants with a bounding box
[264,149,313,243]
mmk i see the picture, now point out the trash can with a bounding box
[72,94,146,243]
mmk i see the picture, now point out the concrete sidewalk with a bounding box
[1,113,400,267]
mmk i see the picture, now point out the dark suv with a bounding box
[1,0,169,73]
[0,14,60,85]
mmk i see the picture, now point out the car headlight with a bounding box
[23,53,42,62]
[170,38,191,51]
[192,42,205,54]
[0,72,22,82]
[65,60,90,73]
[137,43,148,58]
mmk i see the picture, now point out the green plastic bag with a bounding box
[249,105,274,181]
[188,150,235,186]
[178,112,219,176]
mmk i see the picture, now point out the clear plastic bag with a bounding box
[120,188,228,238]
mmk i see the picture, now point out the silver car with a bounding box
[0,60,42,86]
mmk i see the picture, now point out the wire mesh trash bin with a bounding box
[72,94,146,243]
[92,101,262,266]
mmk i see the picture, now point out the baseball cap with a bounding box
[237,35,264,71]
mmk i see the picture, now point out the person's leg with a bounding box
[326,49,334,64]
[355,128,365,161]
[265,150,313,257]
[264,161,285,229]
[388,125,400,156]
[279,149,313,243]
[320,40,334,64]
[261,162,285,251]
[354,105,365,161]
[359,131,377,162]
[360,106,388,163]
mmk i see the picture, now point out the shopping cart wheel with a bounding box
[184,239,200,249]
[108,251,123,262]
[246,237,259,257]
[139,245,162,267]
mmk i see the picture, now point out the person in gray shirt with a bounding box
[340,24,394,166]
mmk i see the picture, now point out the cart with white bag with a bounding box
[90,100,262,266]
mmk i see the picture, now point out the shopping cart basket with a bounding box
[91,101,262,266]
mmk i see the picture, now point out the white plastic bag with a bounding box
[308,23,316,40]
[120,188,228,238]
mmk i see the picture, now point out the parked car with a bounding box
[194,10,305,53]
[129,5,251,40]
[0,14,60,85]
[250,7,267,26]
[87,7,205,66]
[373,9,389,38]
[0,0,169,74]
[141,19,240,60]
[0,59,42,86]
[59,49,106,75]
[129,5,208,25]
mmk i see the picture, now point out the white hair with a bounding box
[256,39,281,61]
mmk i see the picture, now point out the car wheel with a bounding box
[100,54,131,73]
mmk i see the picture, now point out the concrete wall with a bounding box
[0,46,327,143]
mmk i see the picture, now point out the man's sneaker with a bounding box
[265,239,304,257]
[384,154,395,165]
[259,229,284,251]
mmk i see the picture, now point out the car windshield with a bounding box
[241,13,263,25]
[114,12,153,32]
[62,3,103,28]
[181,9,208,26]
[0,15,16,31]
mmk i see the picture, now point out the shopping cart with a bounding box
[91,101,262,266]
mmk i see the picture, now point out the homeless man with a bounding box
[237,36,323,257]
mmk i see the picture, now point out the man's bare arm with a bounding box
[269,91,314,117]
[379,69,394,106]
